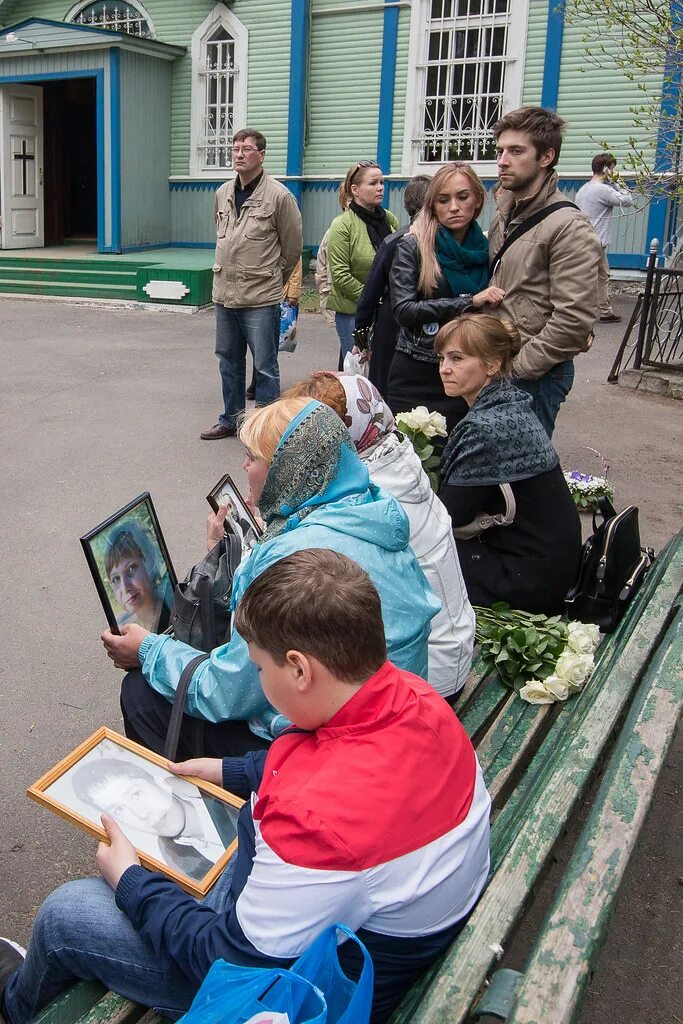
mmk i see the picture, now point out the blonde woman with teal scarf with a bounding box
[389,163,505,433]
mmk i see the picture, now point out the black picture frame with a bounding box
[206,473,263,550]
[80,492,177,635]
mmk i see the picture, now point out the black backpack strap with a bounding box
[490,201,578,277]
[164,652,210,761]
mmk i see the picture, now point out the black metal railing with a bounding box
[608,239,683,381]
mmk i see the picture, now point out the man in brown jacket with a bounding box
[488,107,602,436]
[201,128,303,440]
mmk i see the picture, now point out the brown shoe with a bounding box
[200,423,237,440]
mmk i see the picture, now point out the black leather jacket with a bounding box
[390,233,474,364]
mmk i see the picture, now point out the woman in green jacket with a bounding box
[326,160,399,366]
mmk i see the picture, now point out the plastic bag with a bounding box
[279,301,299,353]
[178,924,373,1024]
[342,349,369,377]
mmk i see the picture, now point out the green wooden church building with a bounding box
[0,0,678,303]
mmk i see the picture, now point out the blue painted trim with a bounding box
[109,47,121,253]
[607,252,649,270]
[1,16,121,38]
[121,242,171,253]
[645,0,681,249]
[169,241,215,248]
[377,0,399,174]
[286,0,308,202]
[169,180,222,191]
[540,0,566,110]
[0,68,107,251]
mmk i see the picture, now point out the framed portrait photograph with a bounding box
[80,492,177,635]
[28,728,244,897]
[206,473,263,551]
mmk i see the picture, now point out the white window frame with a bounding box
[189,3,248,178]
[402,0,530,176]
[65,0,156,38]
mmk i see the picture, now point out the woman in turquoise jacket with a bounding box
[115,397,440,758]
[326,161,399,366]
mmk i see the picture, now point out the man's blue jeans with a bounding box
[513,360,575,438]
[3,862,237,1024]
[215,303,280,429]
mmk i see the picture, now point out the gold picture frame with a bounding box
[28,728,244,898]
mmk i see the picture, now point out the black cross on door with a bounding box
[13,139,35,195]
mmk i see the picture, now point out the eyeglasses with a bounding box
[348,160,378,183]
[232,145,260,155]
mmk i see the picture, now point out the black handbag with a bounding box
[565,496,654,633]
[164,531,242,760]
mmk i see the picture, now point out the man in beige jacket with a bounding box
[201,128,303,440]
[488,107,602,436]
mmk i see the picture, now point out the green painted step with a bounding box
[0,279,137,299]
[0,267,138,285]
[0,257,156,271]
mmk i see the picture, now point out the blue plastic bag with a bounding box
[279,301,299,353]
[178,924,373,1024]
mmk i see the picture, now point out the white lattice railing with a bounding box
[417,0,512,163]
[73,2,151,38]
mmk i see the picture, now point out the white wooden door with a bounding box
[0,84,44,249]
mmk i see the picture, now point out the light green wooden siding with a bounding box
[304,0,383,174]
[555,20,662,173]
[390,7,410,173]
[170,186,215,244]
[119,50,171,247]
[521,0,547,106]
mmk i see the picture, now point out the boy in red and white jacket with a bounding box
[0,550,490,1024]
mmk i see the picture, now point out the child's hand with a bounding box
[101,624,149,669]
[207,506,228,550]
[96,814,140,890]
[168,758,224,786]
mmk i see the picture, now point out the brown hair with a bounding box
[235,549,387,681]
[339,160,382,209]
[434,314,522,377]
[239,396,312,463]
[591,152,616,175]
[283,374,348,421]
[493,106,565,168]
[411,163,486,295]
[233,128,267,152]
[404,174,431,219]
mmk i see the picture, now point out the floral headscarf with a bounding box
[325,373,396,455]
[257,400,370,542]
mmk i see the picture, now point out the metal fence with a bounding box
[609,239,683,381]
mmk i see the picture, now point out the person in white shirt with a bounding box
[576,154,634,323]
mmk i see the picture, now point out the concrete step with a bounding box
[0,278,138,299]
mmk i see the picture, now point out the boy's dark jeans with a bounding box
[513,359,575,438]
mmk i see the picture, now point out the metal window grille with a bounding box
[72,2,151,37]
[418,0,512,162]
[198,26,236,171]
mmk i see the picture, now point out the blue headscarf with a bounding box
[257,400,370,541]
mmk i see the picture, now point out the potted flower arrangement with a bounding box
[563,447,614,511]
[395,406,448,490]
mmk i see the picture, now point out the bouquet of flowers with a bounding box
[564,471,614,511]
[395,406,448,490]
[474,603,601,704]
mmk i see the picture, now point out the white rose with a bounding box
[427,411,448,438]
[519,680,556,704]
[543,675,570,701]
[567,621,601,655]
[555,650,594,691]
[405,406,432,431]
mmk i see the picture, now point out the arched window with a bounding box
[190,5,249,176]
[68,2,153,39]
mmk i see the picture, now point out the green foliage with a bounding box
[474,603,569,691]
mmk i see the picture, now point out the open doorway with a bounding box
[43,78,97,246]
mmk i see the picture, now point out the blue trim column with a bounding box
[645,0,682,254]
[286,0,309,205]
[377,0,399,175]
[540,0,565,110]
[109,46,122,252]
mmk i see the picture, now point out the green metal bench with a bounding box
[34,530,683,1024]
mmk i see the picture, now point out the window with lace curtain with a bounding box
[403,0,529,171]
[190,5,249,176]
[68,1,153,38]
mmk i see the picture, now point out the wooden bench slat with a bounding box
[391,535,683,1024]
[459,677,510,738]
[452,653,492,712]
[33,983,109,1024]
[480,701,555,803]
[506,604,683,1024]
